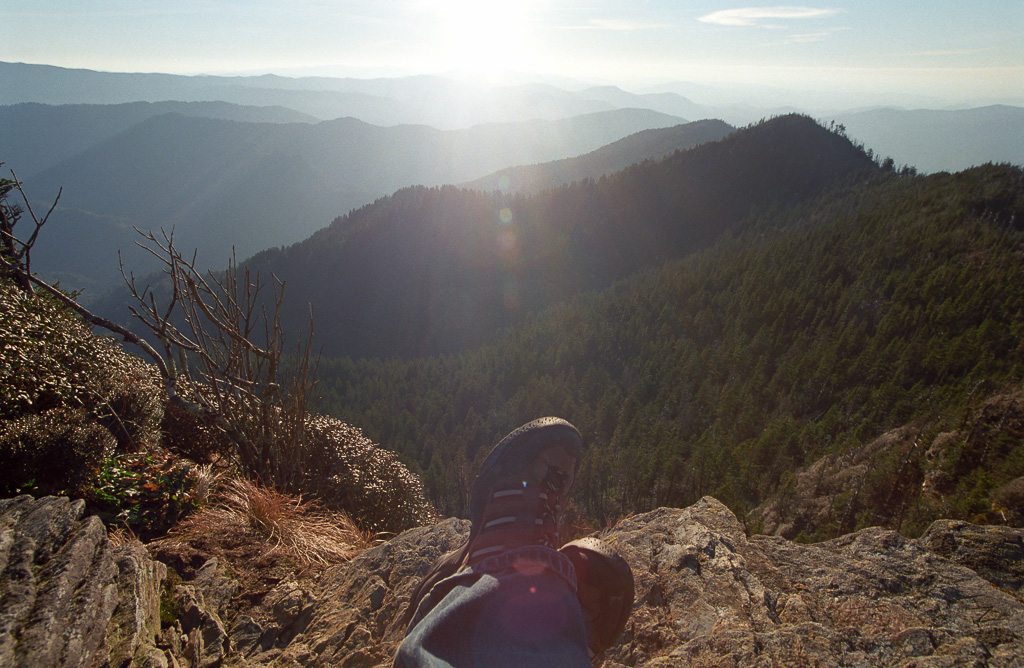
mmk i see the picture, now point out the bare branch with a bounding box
[10,170,61,260]
[117,226,320,489]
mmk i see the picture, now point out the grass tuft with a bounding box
[172,477,375,565]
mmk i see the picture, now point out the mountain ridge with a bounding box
[0,100,318,178]
[27,106,686,295]
[240,114,878,359]
[462,118,735,195]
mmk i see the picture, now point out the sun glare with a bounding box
[424,0,537,79]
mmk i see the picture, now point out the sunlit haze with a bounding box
[7,1,1024,107]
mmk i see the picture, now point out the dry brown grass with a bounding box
[172,476,376,565]
[191,462,219,507]
[107,524,139,547]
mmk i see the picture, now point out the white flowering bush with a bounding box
[0,280,164,494]
[302,414,437,533]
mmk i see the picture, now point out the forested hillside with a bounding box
[66,115,1023,541]
[249,115,878,358]
[315,162,1024,537]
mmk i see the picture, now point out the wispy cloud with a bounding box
[698,6,842,28]
[760,27,851,46]
[778,31,832,44]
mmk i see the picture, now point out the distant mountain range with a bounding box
[0,61,712,129]
[20,106,685,295]
[3,61,1022,300]
[4,62,1022,174]
[0,101,318,177]
[833,105,1024,174]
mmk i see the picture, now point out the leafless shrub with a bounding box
[159,379,235,463]
[1,166,435,534]
[0,165,60,294]
[122,228,317,494]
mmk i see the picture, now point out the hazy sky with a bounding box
[8,1,1023,104]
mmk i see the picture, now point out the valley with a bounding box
[3,62,1023,540]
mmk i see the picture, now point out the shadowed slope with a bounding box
[249,115,878,358]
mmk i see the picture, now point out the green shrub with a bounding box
[88,448,204,538]
[0,279,165,494]
[301,414,437,534]
[1,281,95,418]
[93,352,164,451]
[0,407,116,495]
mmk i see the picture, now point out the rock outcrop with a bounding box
[106,540,168,667]
[3,494,1024,666]
[602,499,1024,666]
[751,388,1024,542]
[0,495,165,667]
[235,497,1024,667]
[238,518,470,667]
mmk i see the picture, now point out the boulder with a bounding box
[0,495,119,667]
[0,496,169,668]
[106,540,169,668]
[918,519,1024,596]
[0,496,121,666]
[603,498,1024,666]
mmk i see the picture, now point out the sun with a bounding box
[423,0,538,78]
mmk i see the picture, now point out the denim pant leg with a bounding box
[395,546,591,668]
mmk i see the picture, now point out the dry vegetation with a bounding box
[170,476,376,566]
[1,164,438,553]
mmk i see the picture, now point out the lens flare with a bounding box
[499,207,513,224]
[497,229,519,260]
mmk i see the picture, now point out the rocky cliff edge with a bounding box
[2,494,1022,667]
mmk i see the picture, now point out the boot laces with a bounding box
[535,465,569,547]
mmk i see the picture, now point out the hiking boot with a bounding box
[560,537,634,658]
[464,416,582,565]
[399,417,583,628]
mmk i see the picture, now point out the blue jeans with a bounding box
[395,546,592,667]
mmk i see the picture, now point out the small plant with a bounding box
[88,449,204,539]
[159,568,183,626]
